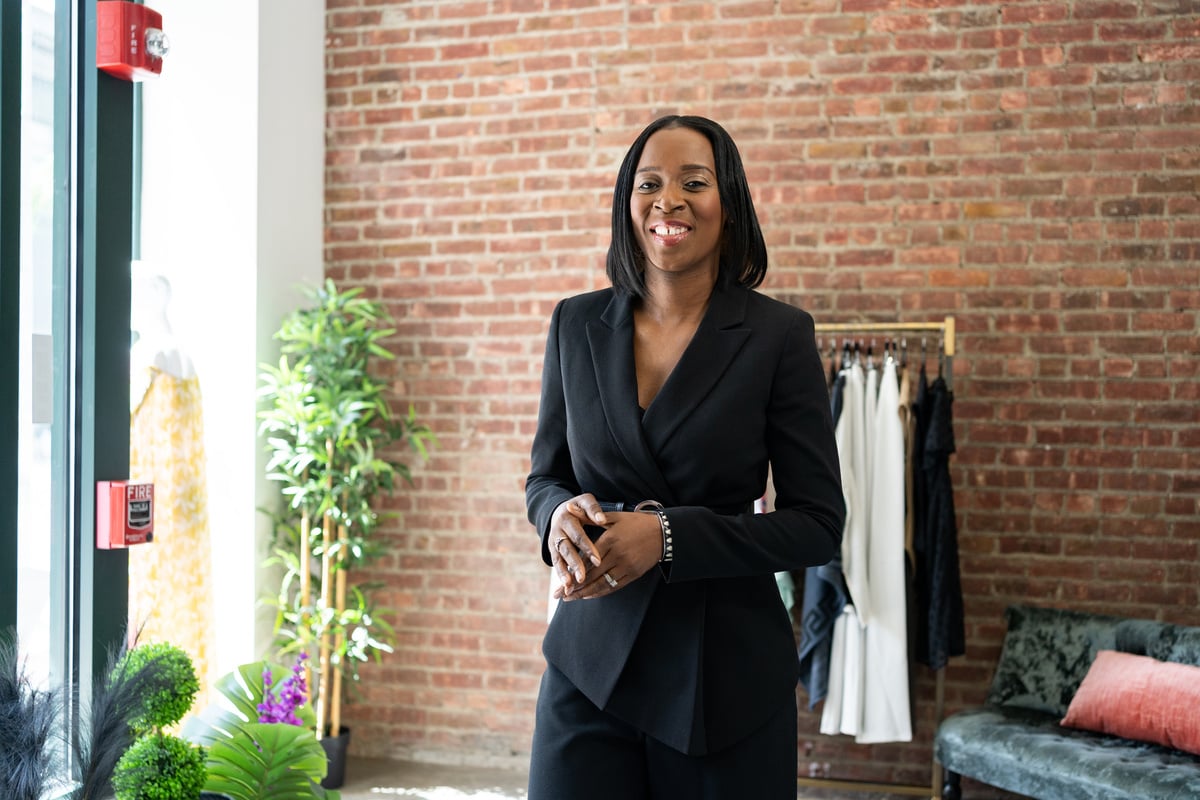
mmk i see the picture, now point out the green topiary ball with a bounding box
[112,732,207,800]
[116,642,199,734]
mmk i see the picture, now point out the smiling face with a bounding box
[630,126,726,283]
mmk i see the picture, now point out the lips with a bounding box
[648,221,692,245]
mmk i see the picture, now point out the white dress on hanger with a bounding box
[840,362,870,618]
[858,356,912,743]
[821,363,867,737]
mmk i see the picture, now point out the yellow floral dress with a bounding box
[128,365,215,708]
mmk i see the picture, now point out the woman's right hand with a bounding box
[548,494,607,595]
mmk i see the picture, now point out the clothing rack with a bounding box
[798,315,956,800]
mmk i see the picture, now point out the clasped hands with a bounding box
[549,493,664,601]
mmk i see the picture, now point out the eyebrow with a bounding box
[635,164,716,175]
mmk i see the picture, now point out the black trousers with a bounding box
[528,664,798,800]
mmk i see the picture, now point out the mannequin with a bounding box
[128,268,214,706]
[131,273,195,408]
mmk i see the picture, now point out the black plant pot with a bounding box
[320,726,352,789]
[200,793,235,800]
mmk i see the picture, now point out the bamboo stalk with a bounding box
[299,504,313,707]
[317,509,334,738]
[330,522,349,737]
[299,508,312,607]
[316,439,336,738]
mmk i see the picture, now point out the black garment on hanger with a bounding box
[829,370,846,426]
[911,365,933,663]
[916,374,965,668]
[797,368,848,708]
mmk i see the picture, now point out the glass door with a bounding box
[2,0,136,789]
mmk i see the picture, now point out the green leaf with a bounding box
[202,723,328,800]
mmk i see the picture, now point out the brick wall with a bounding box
[323,0,1200,785]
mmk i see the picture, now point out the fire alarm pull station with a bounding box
[96,1,169,81]
[97,481,155,549]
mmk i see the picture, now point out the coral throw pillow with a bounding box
[1061,650,1200,756]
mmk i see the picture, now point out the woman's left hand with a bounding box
[557,511,665,601]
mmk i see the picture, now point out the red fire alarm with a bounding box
[96,1,169,81]
[97,481,155,549]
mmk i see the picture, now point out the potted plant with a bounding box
[2,630,217,800]
[72,639,200,800]
[257,279,433,785]
[109,642,207,800]
[112,731,207,800]
[183,654,337,799]
[0,629,63,800]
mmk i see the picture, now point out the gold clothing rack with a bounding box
[799,315,957,800]
[813,316,955,356]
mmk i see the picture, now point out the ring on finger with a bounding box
[603,572,618,588]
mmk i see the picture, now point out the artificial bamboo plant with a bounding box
[258,279,433,742]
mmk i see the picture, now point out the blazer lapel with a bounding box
[642,283,750,452]
[586,292,677,503]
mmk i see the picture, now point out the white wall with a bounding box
[138,0,325,676]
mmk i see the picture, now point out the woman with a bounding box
[525,115,845,799]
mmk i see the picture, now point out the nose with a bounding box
[655,185,684,212]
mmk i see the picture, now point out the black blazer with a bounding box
[526,283,845,756]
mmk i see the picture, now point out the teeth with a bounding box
[653,225,687,236]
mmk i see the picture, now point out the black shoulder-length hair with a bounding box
[606,115,768,297]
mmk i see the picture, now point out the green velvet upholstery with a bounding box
[938,705,1200,800]
[935,605,1200,800]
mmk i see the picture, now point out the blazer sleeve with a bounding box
[664,310,846,582]
[525,299,578,566]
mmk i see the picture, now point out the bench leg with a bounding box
[942,770,962,800]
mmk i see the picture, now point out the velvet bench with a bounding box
[934,605,1200,800]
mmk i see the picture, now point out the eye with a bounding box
[635,180,660,193]
[684,179,711,190]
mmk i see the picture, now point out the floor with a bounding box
[338,757,528,800]
[336,757,927,799]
